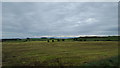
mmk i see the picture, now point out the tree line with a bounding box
[1,36,119,42]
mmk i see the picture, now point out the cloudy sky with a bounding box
[2,2,118,38]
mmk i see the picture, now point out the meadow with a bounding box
[2,41,119,67]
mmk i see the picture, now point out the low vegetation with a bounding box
[2,41,118,67]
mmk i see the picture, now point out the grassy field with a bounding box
[2,41,118,67]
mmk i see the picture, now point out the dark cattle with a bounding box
[62,39,65,41]
[57,39,60,42]
[52,40,54,42]
[47,40,49,42]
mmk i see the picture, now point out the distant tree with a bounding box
[76,38,78,41]
[27,38,30,41]
[73,38,75,41]
[73,38,78,41]
[41,37,47,39]
[107,39,111,41]
[50,37,55,39]
[24,40,27,42]
[19,39,22,40]
[79,39,82,41]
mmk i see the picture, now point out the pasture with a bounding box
[2,41,118,67]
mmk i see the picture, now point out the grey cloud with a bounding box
[2,2,118,38]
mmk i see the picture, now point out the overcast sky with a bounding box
[2,2,118,38]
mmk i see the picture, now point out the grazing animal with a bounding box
[62,39,65,41]
[47,40,49,42]
[52,40,54,42]
[57,39,60,42]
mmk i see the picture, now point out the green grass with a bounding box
[2,41,118,67]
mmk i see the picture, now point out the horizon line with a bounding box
[1,35,119,39]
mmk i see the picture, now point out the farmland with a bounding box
[2,41,118,67]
